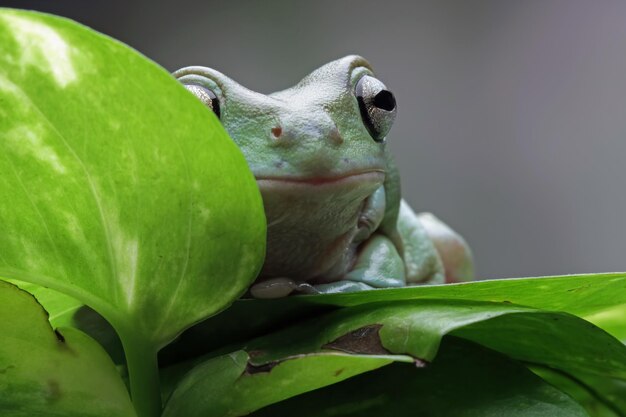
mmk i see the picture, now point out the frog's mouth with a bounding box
[255,170,385,189]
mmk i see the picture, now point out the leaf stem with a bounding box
[120,332,162,417]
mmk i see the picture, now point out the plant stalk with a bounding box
[120,332,162,417]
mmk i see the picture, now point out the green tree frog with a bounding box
[174,55,474,298]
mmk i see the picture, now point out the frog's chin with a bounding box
[254,170,385,190]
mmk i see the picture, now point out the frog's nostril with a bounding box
[271,126,283,138]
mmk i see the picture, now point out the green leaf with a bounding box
[0,280,135,417]
[242,300,626,378]
[162,351,402,417]
[8,280,125,364]
[453,311,626,379]
[165,272,626,360]
[0,5,265,349]
[250,337,590,417]
[532,367,626,417]
[163,299,626,415]
[586,304,626,344]
[0,9,266,416]
[7,280,82,326]
[282,272,626,315]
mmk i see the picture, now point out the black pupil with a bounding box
[373,90,396,111]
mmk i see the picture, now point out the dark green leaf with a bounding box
[162,351,402,417]
[251,337,590,417]
[533,366,626,417]
[163,299,626,415]
[164,273,626,362]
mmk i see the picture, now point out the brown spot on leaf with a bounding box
[245,361,279,375]
[323,324,390,355]
[334,368,345,377]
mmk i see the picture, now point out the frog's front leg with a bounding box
[312,234,405,294]
[311,184,404,294]
[248,234,405,298]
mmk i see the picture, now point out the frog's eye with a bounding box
[183,84,221,119]
[355,75,396,142]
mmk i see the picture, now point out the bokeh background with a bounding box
[4,0,626,279]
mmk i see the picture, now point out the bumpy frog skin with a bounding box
[174,56,474,298]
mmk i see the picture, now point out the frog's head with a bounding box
[174,56,397,187]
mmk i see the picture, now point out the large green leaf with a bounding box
[0,280,135,417]
[162,272,626,362]
[163,299,626,415]
[0,6,265,348]
[0,8,266,416]
[250,338,590,417]
[261,272,626,314]
[241,300,626,378]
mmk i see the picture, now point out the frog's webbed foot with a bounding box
[250,277,319,299]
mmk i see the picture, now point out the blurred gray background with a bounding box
[4,0,626,279]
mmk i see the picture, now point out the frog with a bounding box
[174,55,474,298]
